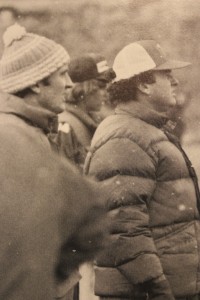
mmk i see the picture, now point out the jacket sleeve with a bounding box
[0,125,109,299]
[0,127,66,300]
[55,165,110,280]
[85,136,169,286]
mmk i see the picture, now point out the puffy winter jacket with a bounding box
[84,101,200,299]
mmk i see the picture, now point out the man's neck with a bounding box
[136,93,171,114]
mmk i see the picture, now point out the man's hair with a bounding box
[70,79,107,103]
[108,70,156,104]
[13,87,32,99]
[13,77,51,98]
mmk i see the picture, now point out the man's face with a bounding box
[85,80,109,112]
[148,70,178,112]
[38,64,73,114]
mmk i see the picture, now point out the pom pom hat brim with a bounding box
[113,40,191,82]
[0,23,70,93]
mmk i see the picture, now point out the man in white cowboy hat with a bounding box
[0,23,108,300]
[84,40,200,300]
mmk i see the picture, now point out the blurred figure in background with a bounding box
[84,40,200,300]
[59,53,116,170]
[58,54,115,300]
[0,23,109,300]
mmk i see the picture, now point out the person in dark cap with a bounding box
[84,40,200,300]
[58,54,115,300]
[0,23,109,300]
[58,53,115,170]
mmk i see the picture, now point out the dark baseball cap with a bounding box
[69,53,116,83]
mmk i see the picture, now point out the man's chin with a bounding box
[172,95,177,104]
[167,97,177,109]
[54,106,65,115]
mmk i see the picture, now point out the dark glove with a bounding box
[142,275,175,300]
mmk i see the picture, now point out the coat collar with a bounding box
[64,103,99,131]
[0,92,58,134]
[115,101,176,130]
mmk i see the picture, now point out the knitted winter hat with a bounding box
[0,23,70,93]
[69,53,116,83]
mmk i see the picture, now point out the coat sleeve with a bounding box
[0,127,63,300]
[55,162,110,280]
[85,136,168,285]
[0,125,109,299]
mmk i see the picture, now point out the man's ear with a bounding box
[30,83,41,94]
[137,82,151,96]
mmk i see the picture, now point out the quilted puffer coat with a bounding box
[84,101,200,299]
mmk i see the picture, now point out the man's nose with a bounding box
[64,87,73,102]
[171,76,179,86]
[65,73,74,89]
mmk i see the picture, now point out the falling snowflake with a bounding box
[178,204,186,211]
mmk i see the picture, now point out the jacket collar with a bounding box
[64,103,99,131]
[0,92,58,134]
[115,101,175,130]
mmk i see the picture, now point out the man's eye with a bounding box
[60,70,68,76]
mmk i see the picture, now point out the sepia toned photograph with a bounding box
[0,1,200,299]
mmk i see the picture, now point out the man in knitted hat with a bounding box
[0,23,109,300]
[84,40,200,300]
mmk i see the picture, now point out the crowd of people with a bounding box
[0,21,200,300]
